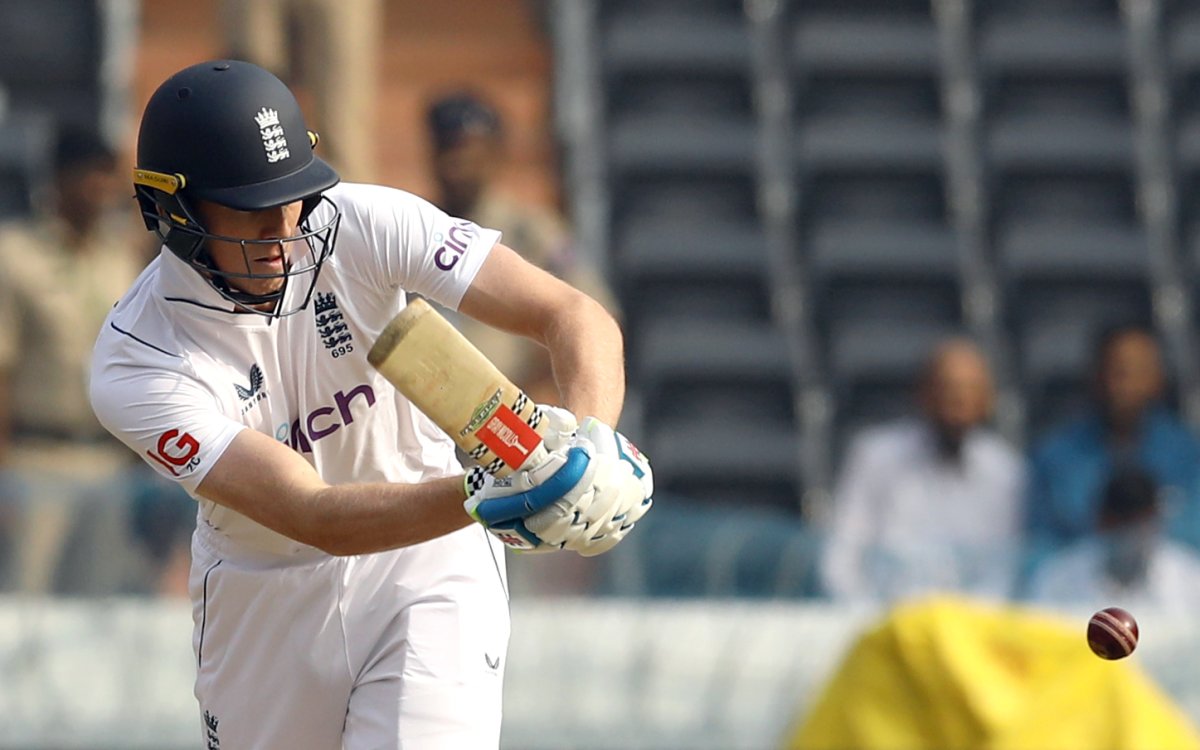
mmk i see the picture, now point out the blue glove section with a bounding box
[470,446,592,526]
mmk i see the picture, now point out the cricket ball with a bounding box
[1087,607,1139,660]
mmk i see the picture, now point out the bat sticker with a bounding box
[460,389,503,437]
[476,404,541,469]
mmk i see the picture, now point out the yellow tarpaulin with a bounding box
[787,597,1200,750]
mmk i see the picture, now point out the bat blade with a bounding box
[367,298,547,477]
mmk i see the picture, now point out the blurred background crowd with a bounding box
[7,0,1200,748]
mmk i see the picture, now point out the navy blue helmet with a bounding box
[133,60,341,315]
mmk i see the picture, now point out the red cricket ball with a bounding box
[1087,606,1139,660]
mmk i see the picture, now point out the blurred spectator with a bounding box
[821,338,1026,603]
[218,0,381,181]
[1025,324,1200,562]
[1026,468,1200,613]
[426,90,618,406]
[0,127,162,594]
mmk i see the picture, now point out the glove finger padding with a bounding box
[535,404,579,453]
[520,435,598,551]
[579,417,654,499]
[464,444,596,551]
[567,453,653,556]
[524,420,654,557]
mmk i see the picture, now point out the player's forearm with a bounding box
[198,430,475,556]
[544,292,625,426]
[300,476,473,556]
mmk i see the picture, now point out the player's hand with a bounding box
[464,444,596,551]
[524,418,653,557]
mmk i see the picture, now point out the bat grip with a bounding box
[513,440,551,474]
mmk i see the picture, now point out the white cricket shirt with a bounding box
[90,182,499,553]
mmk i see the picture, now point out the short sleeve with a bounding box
[326,183,500,310]
[90,362,245,495]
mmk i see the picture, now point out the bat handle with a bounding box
[513,441,551,474]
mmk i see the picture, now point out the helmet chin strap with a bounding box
[211,272,288,311]
[204,244,293,312]
[176,209,291,311]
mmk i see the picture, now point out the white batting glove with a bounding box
[524,418,654,557]
[535,403,578,453]
[464,444,596,552]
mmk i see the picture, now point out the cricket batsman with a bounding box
[89,60,652,749]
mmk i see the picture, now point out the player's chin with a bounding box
[261,278,286,296]
[238,276,285,298]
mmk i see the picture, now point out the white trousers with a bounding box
[188,524,510,749]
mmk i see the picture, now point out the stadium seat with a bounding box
[790,0,935,39]
[984,74,1133,172]
[978,0,1131,172]
[0,112,54,220]
[1174,70,1200,224]
[596,0,804,508]
[993,174,1151,336]
[599,0,746,23]
[790,0,941,173]
[614,163,758,220]
[790,42,961,466]
[633,318,801,512]
[0,0,101,83]
[611,502,821,598]
[614,216,772,338]
[602,0,754,178]
[647,421,802,513]
[977,0,1124,76]
[1178,104,1200,176]
[793,13,937,77]
[795,76,942,173]
[799,176,958,459]
[604,94,757,341]
[799,168,947,230]
[0,0,106,128]
[808,218,961,334]
[635,318,794,428]
[1168,0,1200,78]
[606,76,756,175]
[594,0,1200,506]
[796,162,960,460]
[602,0,749,75]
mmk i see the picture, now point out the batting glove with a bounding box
[535,403,579,453]
[464,444,596,551]
[525,418,654,557]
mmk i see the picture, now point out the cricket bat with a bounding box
[367,298,548,477]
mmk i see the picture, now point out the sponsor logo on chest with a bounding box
[274,384,377,453]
